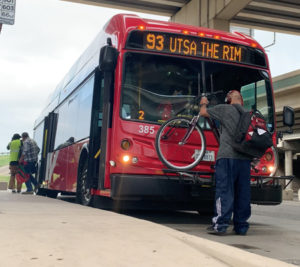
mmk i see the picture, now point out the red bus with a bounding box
[34,14,294,209]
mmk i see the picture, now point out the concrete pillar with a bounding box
[208,18,230,32]
[285,150,293,188]
[171,0,230,31]
[283,150,294,200]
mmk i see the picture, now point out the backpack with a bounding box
[232,104,273,159]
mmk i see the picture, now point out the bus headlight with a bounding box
[122,155,130,163]
[268,166,275,173]
[268,146,278,177]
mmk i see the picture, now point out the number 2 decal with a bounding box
[138,110,145,120]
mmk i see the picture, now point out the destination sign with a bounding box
[126,31,266,68]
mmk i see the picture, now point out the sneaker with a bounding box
[34,185,39,193]
[22,191,34,195]
[207,226,227,236]
[234,230,247,236]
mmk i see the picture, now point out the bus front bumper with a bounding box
[110,174,284,206]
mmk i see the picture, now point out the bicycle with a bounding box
[155,91,222,171]
[155,112,206,171]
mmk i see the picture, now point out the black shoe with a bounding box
[22,191,34,195]
[207,226,227,236]
[233,227,248,235]
[12,190,17,193]
[234,231,247,236]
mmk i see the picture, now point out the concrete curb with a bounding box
[0,192,296,267]
[176,232,295,267]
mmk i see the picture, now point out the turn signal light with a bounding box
[121,139,131,150]
[264,152,273,161]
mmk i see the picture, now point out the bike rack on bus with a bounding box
[163,169,294,189]
[163,169,215,186]
[250,175,294,189]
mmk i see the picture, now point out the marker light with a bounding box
[121,139,131,150]
[251,43,257,48]
[264,152,273,161]
[198,32,205,37]
[109,160,116,167]
[214,35,220,40]
[182,30,189,35]
[137,25,145,30]
[262,166,268,173]
[122,155,130,163]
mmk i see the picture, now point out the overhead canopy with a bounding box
[63,0,190,16]
[63,0,300,35]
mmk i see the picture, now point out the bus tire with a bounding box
[76,156,93,206]
[46,190,58,199]
[36,187,47,196]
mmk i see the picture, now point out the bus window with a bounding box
[54,75,95,150]
[76,76,94,140]
[121,52,274,132]
[33,122,44,156]
[241,79,274,132]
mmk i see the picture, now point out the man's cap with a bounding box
[21,132,29,138]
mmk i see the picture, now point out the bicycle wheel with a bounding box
[155,117,206,170]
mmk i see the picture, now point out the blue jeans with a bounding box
[212,158,251,233]
[24,162,38,192]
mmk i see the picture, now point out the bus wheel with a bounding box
[76,159,92,206]
[46,190,58,199]
[36,187,47,196]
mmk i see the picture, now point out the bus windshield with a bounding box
[121,52,274,132]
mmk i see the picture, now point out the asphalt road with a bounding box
[121,200,300,266]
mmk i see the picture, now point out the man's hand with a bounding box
[19,155,24,165]
[200,96,209,106]
[199,96,210,117]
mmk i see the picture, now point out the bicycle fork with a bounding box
[179,113,201,145]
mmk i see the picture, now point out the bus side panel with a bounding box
[104,128,112,189]
[66,140,89,192]
[66,144,79,192]
[48,148,68,191]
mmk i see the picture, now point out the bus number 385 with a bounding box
[138,125,155,135]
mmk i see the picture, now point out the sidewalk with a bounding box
[0,192,295,267]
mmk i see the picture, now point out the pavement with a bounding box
[0,192,296,267]
[0,165,9,176]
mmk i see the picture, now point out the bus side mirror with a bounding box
[283,106,294,128]
[99,45,118,72]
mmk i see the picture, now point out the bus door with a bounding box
[39,112,58,185]
[87,71,104,190]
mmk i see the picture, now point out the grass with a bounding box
[0,175,9,182]
[0,155,9,167]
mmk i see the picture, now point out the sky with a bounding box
[1,0,300,152]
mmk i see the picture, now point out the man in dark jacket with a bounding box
[19,132,40,194]
[200,90,252,235]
